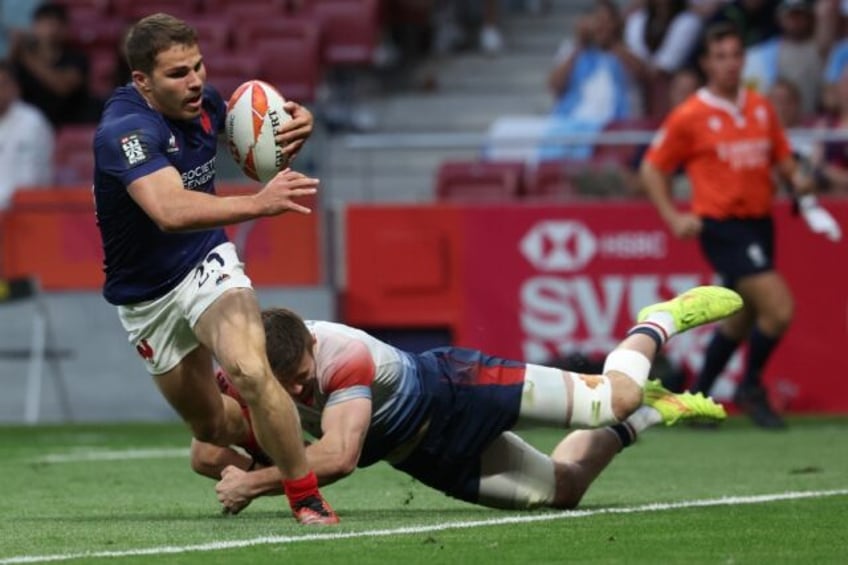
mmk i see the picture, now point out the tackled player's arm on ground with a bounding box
[203,398,372,508]
[189,438,253,480]
[305,397,372,486]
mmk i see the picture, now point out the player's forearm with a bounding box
[639,161,678,221]
[155,191,266,232]
[190,440,252,480]
[304,441,357,487]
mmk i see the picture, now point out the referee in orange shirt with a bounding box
[640,23,841,429]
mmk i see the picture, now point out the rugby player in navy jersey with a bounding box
[92,13,337,525]
[192,287,739,514]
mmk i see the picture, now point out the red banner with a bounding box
[454,201,848,412]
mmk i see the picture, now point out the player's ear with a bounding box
[131,70,151,92]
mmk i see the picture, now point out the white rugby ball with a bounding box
[225,80,292,182]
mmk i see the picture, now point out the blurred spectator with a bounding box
[767,76,818,180]
[480,0,505,55]
[0,60,54,210]
[809,66,848,193]
[0,1,40,58]
[433,0,505,56]
[9,2,100,127]
[743,0,824,116]
[625,67,703,196]
[624,1,702,73]
[543,0,647,159]
[767,75,804,127]
[707,0,780,46]
[624,0,703,117]
[668,66,703,107]
[821,0,848,111]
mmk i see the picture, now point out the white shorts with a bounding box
[117,242,253,375]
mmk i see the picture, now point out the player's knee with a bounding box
[220,355,270,405]
[609,374,642,421]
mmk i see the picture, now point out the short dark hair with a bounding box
[262,308,313,382]
[701,22,744,55]
[124,13,197,75]
[33,2,68,23]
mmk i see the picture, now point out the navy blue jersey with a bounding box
[93,84,228,305]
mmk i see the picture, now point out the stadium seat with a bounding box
[69,19,126,54]
[250,26,322,103]
[435,161,525,202]
[188,17,233,51]
[88,48,119,99]
[200,0,286,14]
[591,117,659,169]
[231,15,320,51]
[523,160,581,201]
[112,0,201,21]
[54,126,98,186]
[305,0,380,66]
[203,52,262,100]
[214,2,286,24]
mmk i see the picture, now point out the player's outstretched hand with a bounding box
[216,465,254,516]
[254,168,318,216]
[276,101,314,161]
[799,195,842,242]
[667,211,702,239]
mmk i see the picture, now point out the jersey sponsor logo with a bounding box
[755,105,768,126]
[716,138,771,170]
[119,131,148,167]
[181,157,216,189]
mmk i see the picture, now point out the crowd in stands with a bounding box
[482,0,848,202]
[4,1,848,208]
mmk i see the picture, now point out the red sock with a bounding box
[283,471,320,507]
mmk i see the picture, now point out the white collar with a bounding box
[696,87,746,115]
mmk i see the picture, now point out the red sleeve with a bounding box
[644,106,692,174]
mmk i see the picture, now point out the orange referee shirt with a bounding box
[644,88,792,219]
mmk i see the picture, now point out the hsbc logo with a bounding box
[520,221,668,272]
[520,220,597,272]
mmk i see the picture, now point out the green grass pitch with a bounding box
[1,417,847,564]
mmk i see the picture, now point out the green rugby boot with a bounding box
[637,286,743,335]
[644,379,727,426]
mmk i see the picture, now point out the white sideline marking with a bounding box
[1,488,846,564]
[34,448,189,463]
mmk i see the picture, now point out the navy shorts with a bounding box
[699,217,775,288]
[392,347,526,504]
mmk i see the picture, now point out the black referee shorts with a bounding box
[698,217,775,289]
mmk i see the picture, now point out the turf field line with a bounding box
[34,448,190,463]
[2,488,846,564]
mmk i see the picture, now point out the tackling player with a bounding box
[92,13,337,524]
[640,23,842,429]
[192,286,739,513]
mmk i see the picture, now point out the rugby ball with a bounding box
[226,80,291,182]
